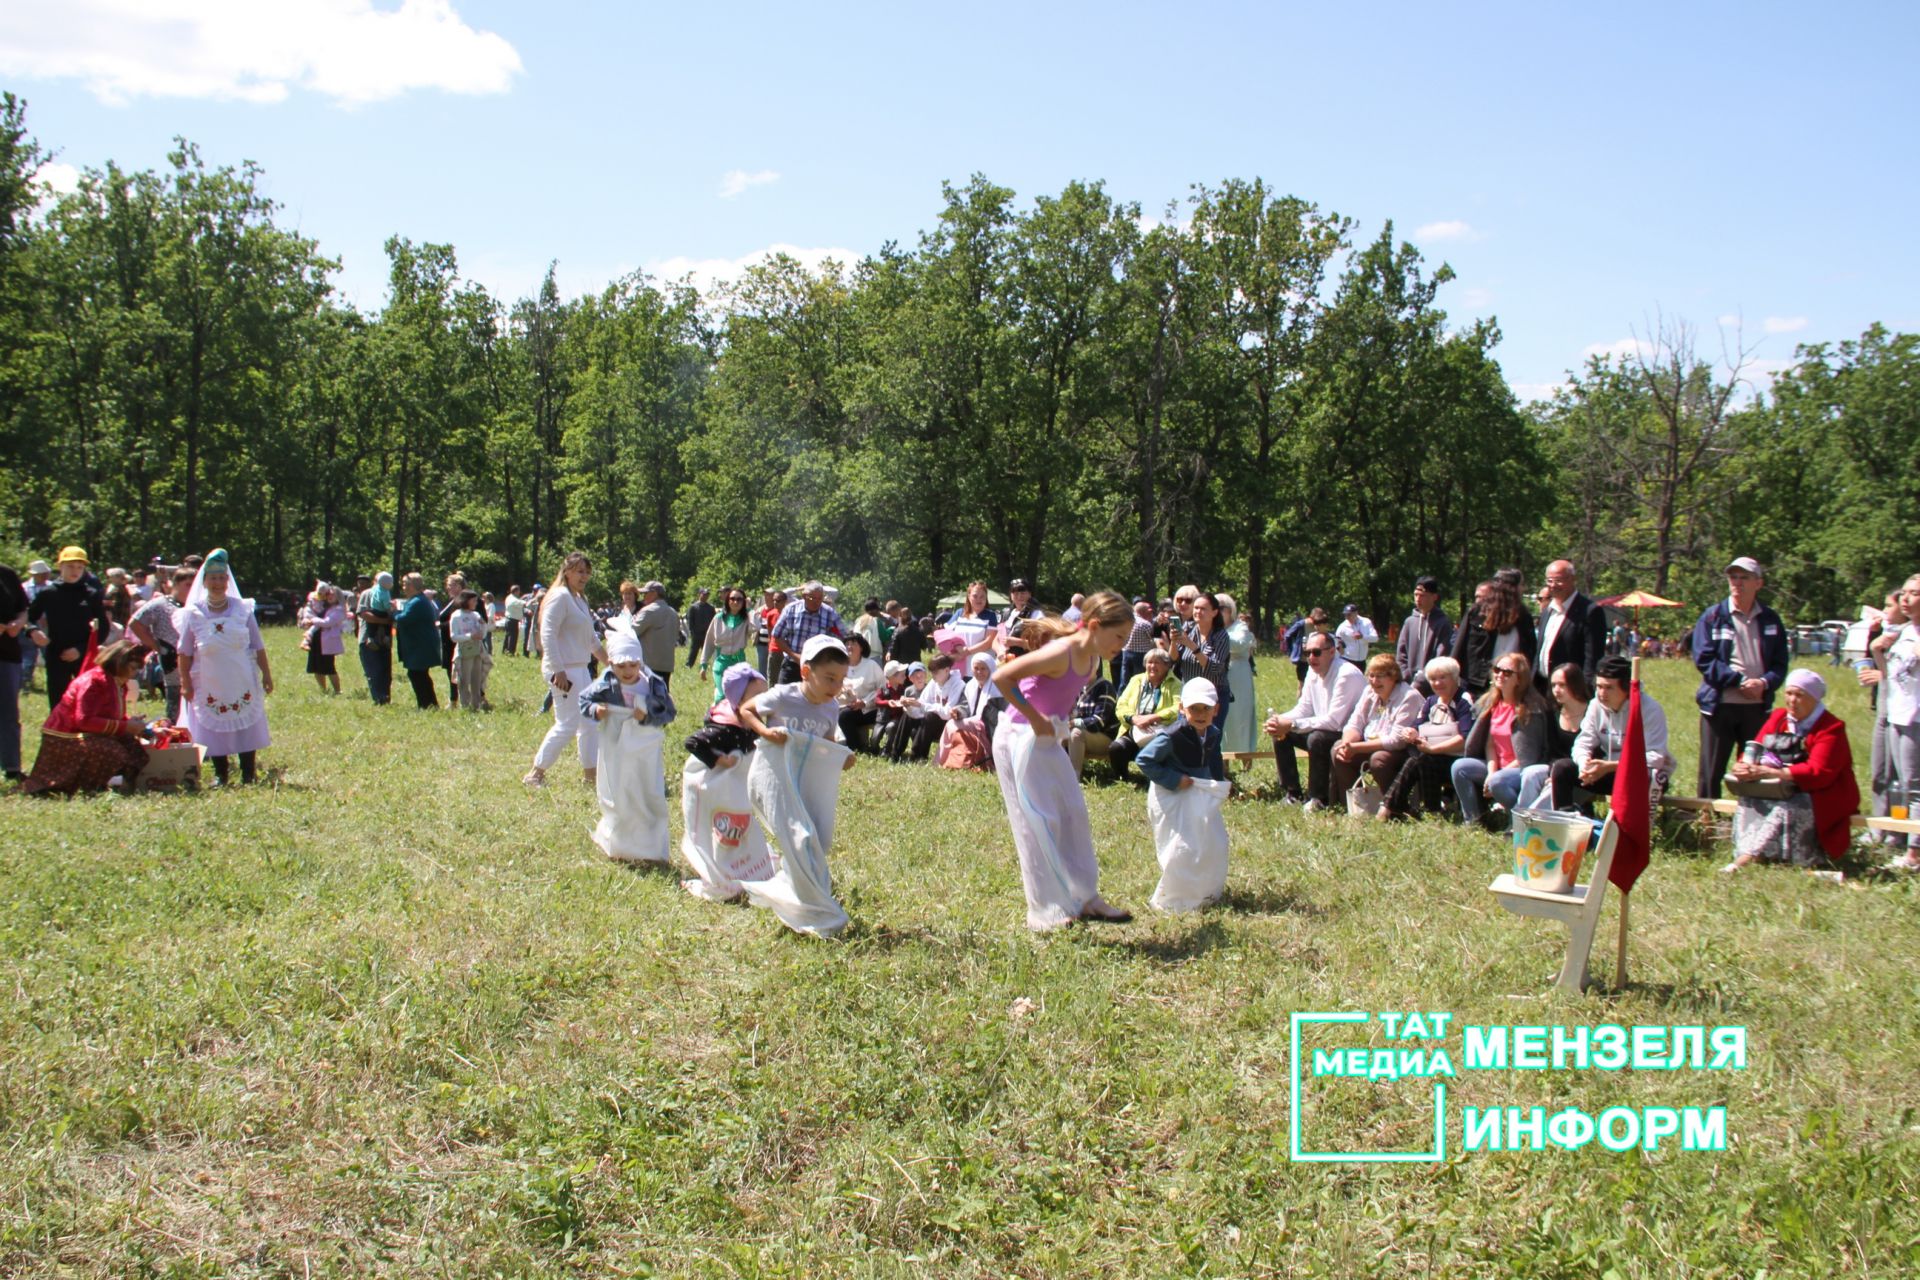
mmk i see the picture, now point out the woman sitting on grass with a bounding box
[21,639,151,795]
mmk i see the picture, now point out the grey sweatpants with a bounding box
[1890,721,1920,850]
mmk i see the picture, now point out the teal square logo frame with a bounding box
[1289,1012,1448,1163]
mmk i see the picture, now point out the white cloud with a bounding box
[647,243,864,301]
[1762,315,1808,334]
[1509,380,1568,404]
[34,160,80,196]
[0,0,522,107]
[1741,357,1796,392]
[718,169,780,199]
[1412,219,1477,243]
[1581,336,1647,363]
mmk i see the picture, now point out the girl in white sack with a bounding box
[678,661,775,901]
[990,590,1135,930]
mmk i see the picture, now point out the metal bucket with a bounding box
[1510,807,1592,894]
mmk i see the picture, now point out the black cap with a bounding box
[1009,578,1033,593]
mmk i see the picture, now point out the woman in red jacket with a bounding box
[1724,669,1860,871]
[21,640,151,795]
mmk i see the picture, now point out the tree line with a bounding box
[1,94,1913,630]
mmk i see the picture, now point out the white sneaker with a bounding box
[1301,798,1325,814]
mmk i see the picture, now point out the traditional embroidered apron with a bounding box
[183,601,265,746]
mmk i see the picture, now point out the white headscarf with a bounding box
[965,654,998,716]
[1784,668,1826,733]
[185,548,248,613]
[606,629,644,667]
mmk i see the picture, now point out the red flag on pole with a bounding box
[1608,672,1652,894]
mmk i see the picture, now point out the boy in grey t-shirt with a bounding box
[738,634,857,771]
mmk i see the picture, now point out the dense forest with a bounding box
[2,94,1914,629]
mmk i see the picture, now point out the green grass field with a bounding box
[3,633,1916,1277]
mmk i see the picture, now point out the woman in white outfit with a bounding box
[524,552,607,788]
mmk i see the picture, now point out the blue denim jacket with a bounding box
[578,667,677,728]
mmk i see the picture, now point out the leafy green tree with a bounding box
[1187,180,1350,628]
[1735,324,1920,616]
[1295,226,1549,619]
[1534,319,1751,599]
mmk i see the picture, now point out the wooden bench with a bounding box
[1660,795,1920,837]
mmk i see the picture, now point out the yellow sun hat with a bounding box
[56,545,89,565]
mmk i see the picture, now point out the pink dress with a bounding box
[992,638,1104,929]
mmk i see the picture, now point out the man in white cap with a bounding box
[1690,556,1790,798]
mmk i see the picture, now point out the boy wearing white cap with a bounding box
[1139,677,1231,912]
[734,632,858,938]
[1137,677,1227,790]
[739,634,857,752]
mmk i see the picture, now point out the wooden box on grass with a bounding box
[140,742,205,790]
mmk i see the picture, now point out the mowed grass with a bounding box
[2,632,1917,1278]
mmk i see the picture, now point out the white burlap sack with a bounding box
[1147,777,1231,912]
[680,753,774,901]
[739,731,852,938]
[591,714,670,864]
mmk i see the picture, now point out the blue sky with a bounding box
[4,1,1916,399]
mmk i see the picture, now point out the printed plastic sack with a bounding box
[739,730,852,938]
[1148,777,1231,912]
[680,753,774,901]
[931,627,967,657]
[592,715,670,864]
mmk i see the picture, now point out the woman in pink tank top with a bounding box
[991,591,1135,929]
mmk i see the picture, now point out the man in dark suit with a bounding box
[1535,559,1606,696]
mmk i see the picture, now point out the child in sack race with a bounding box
[579,630,677,863]
[679,662,777,901]
[1136,677,1232,912]
[733,633,859,938]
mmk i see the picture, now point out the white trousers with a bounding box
[534,666,596,770]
